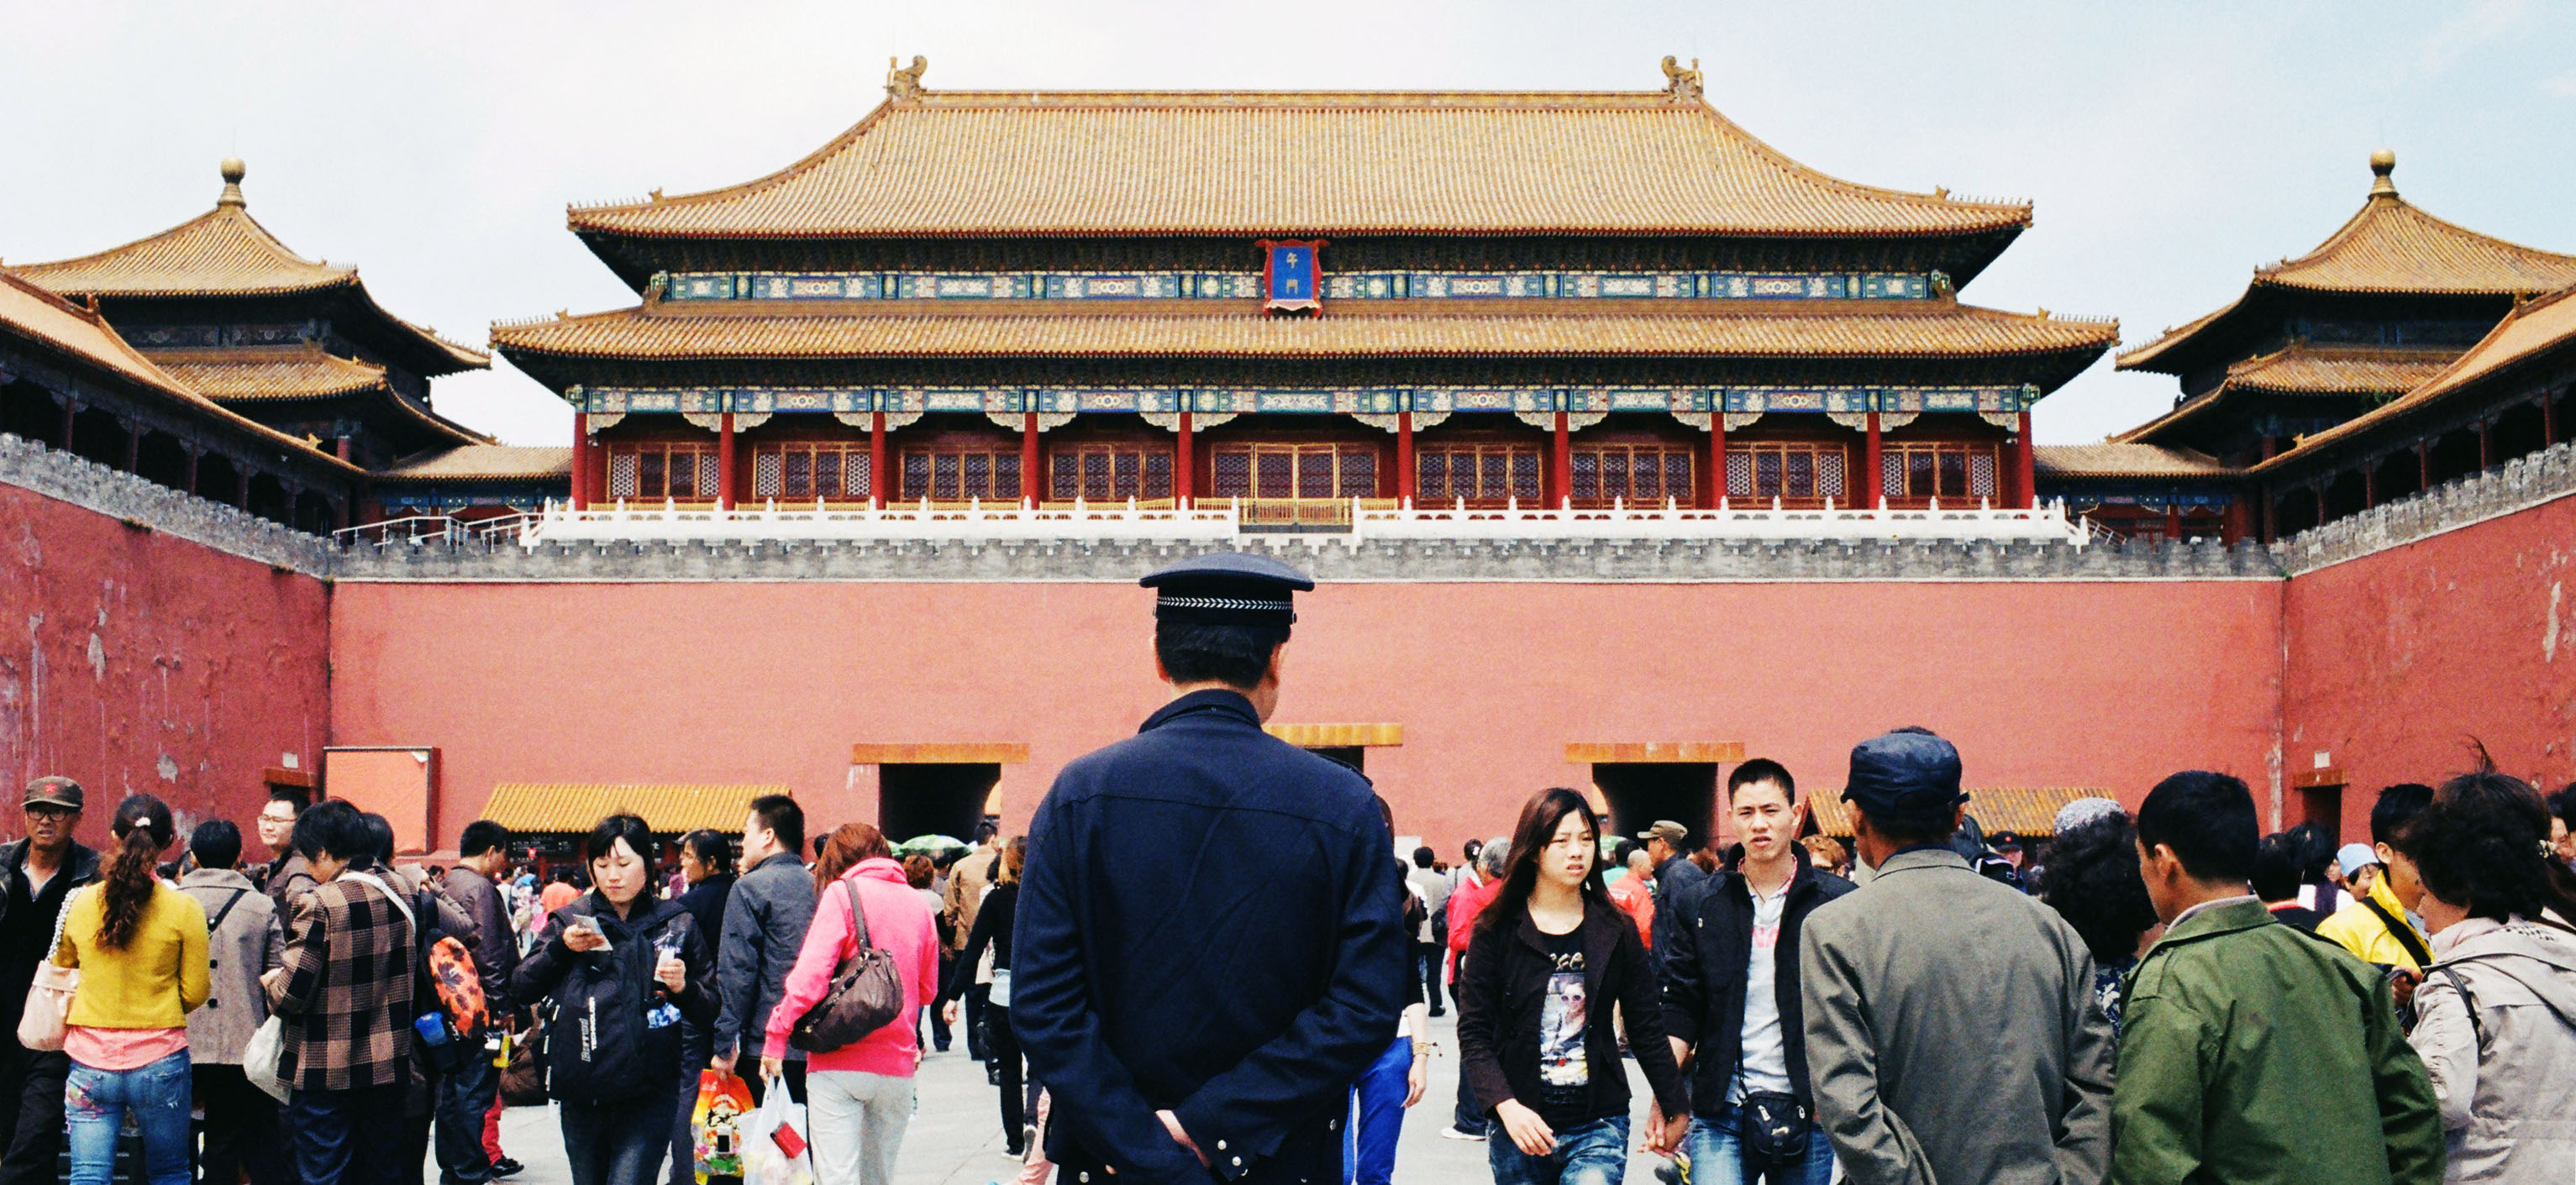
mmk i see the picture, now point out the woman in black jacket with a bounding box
[665,830,736,1185]
[1459,789,1689,1185]
[513,815,718,1185]
[938,836,1028,1155]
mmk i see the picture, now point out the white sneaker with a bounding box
[1439,1126,1488,1141]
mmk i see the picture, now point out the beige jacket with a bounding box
[942,846,997,952]
[1800,847,2115,1185]
[2410,916,2576,1182]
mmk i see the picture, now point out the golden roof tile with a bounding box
[0,270,365,474]
[2112,345,2453,445]
[478,783,791,834]
[2121,152,2576,371]
[2032,443,2235,479]
[491,300,2116,361]
[2258,283,2576,469]
[14,160,490,372]
[154,348,387,401]
[569,81,2031,241]
[1810,786,2110,838]
[378,444,574,480]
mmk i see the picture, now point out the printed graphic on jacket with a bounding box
[1538,939,1589,1088]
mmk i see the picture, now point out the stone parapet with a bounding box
[0,433,336,575]
[333,530,2283,583]
[2279,441,2576,574]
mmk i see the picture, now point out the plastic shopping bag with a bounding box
[691,1070,756,1183]
[742,1078,815,1185]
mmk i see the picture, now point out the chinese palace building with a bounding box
[14,160,501,524]
[487,59,2117,533]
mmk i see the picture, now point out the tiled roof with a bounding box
[492,300,2116,362]
[154,348,387,401]
[569,84,2032,241]
[1810,786,2110,838]
[14,160,489,373]
[379,444,574,481]
[2120,153,2576,371]
[477,783,791,834]
[0,270,363,473]
[2260,284,2576,469]
[2032,443,2235,480]
[2113,345,2452,445]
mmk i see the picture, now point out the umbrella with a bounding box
[896,834,968,857]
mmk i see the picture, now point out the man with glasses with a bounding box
[0,777,100,1185]
[258,793,318,912]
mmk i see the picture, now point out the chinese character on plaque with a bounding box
[1259,239,1325,315]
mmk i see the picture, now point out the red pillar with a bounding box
[2479,421,2494,470]
[1022,412,1041,507]
[716,412,737,510]
[2363,462,2379,508]
[124,422,140,472]
[570,413,589,510]
[2163,503,2183,539]
[1394,412,1414,506]
[59,401,76,454]
[2417,442,2431,491]
[2544,391,2558,447]
[1177,412,1196,507]
[182,447,199,497]
[2015,412,2037,509]
[335,437,352,464]
[1550,411,1571,508]
[1707,417,1727,507]
[234,467,250,509]
[869,412,888,508]
[1860,412,1884,508]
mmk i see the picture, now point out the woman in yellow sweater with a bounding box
[51,794,208,1185]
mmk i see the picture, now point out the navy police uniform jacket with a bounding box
[1013,690,1410,1185]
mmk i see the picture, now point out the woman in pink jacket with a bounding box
[760,823,940,1185]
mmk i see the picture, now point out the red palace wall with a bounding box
[0,484,331,847]
[2284,494,2576,837]
[329,578,2288,851]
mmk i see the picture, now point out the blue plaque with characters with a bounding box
[1259,239,1325,313]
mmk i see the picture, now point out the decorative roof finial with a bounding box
[1660,55,1703,102]
[886,55,928,102]
[2368,148,2397,197]
[218,157,247,207]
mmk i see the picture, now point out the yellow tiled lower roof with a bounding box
[478,783,790,834]
[1809,785,2109,839]
[493,301,2115,361]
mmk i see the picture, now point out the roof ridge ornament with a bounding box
[1659,55,1701,102]
[2368,148,2396,197]
[886,55,928,102]
[218,157,247,207]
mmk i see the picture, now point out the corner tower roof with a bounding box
[568,60,2032,270]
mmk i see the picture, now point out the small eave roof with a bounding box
[13,160,490,375]
[569,66,2032,245]
[2254,284,2576,472]
[378,444,572,481]
[2033,443,2236,480]
[151,346,492,447]
[2112,345,2453,445]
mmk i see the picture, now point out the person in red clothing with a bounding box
[1441,837,1510,1140]
[760,824,940,1185]
[1606,851,1655,947]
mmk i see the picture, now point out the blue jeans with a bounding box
[1487,1114,1627,1185]
[561,1095,674,1185]
[65,1050,191,1185]
[1684,1105,1833,1185]
[437,1053,498,1185]
[288,1083,407,1185]
[1344,1036,1413,1185]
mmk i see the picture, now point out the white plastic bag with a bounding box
[242,1015,289,1102]
[743,1078,816,1185]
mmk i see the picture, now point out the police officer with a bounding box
[1012,552,1411,1185]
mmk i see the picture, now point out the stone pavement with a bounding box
[465,1012,1678,1185]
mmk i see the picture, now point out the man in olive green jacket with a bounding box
[2115,772,2443,1185]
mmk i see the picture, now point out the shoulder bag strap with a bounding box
[343,871,417,944]
[2361,895,2434,968]
[44,886,86,963]
[844,878,875,953]
[206,888,251,936]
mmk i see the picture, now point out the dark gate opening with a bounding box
[1305,746,1366,773]
[878,763,1001,844]
[1591,763,1717,853]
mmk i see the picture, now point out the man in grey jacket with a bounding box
[181,820,291,1185]
[1800,729,2115,1185]
[712,794,814,1105]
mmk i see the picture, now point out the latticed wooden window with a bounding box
[752,443,870,501]
[896,448,1021,502]
[1881,443,1998,503]
[1049,444,1175,501]
[1417,444,1542,505]
[1208,444,1377,500]
[605,443,720,501]
[1572,445,1695,506]
[1725,443,1848,505]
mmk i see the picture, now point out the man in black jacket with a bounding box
[1657,759,1853,1185]
[440,821,521,1183]
[1015,552,1410,1185]
[0,776,98,1185]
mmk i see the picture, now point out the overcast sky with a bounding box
[4,1,2570,446]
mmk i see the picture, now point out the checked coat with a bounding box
[268,870,416,1092]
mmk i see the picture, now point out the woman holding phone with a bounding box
[514,815,718,1185]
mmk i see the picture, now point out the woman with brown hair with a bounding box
[763,823,940,1185]
[938,836,1030,1155]
[54,793,208,1185]
[1457,789,1687,1185]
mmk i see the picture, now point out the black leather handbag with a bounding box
[788,880,906,1052]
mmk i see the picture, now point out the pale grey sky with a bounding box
[4,1,2570,446]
